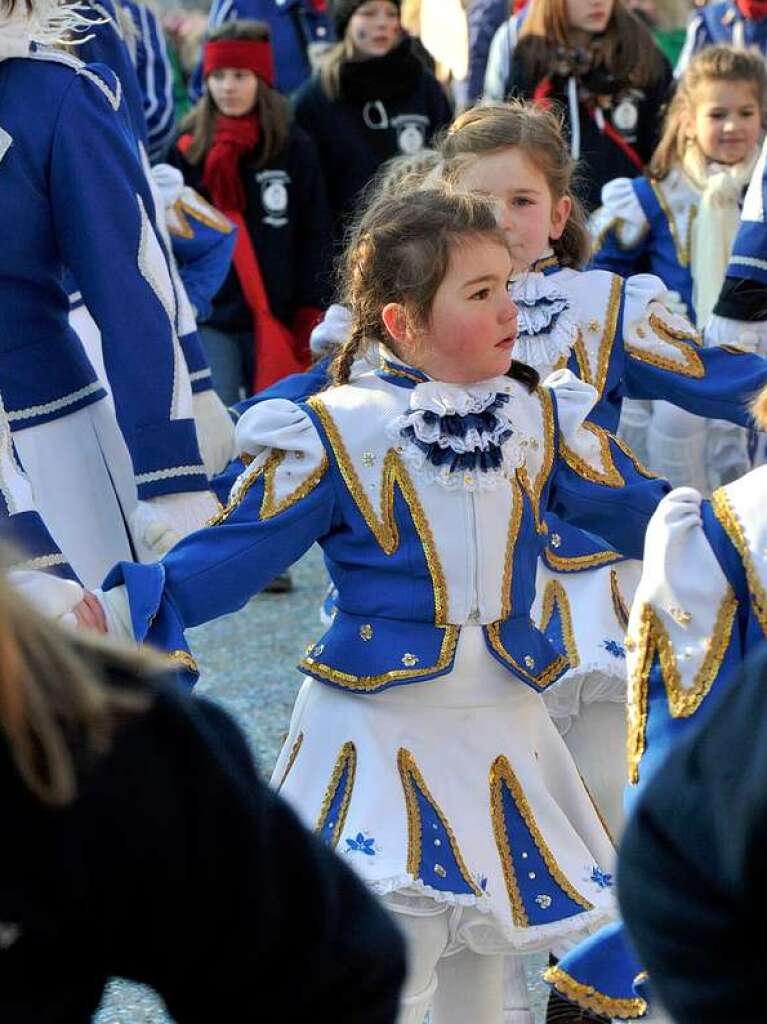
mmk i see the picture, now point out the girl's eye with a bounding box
[512,197,532,208]
[470,288,491,301]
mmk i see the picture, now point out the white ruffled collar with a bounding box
[388,376,526,491]
[509,266,578,373]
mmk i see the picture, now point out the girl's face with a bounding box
[346,1,401,58]
[382,237,519,384]
[457,149,572,270]
[686,79,762,165]
[207,67,259,117]
[564,0,614,36]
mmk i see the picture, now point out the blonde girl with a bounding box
[591,45,767,493]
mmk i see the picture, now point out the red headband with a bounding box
[203,39,275,87]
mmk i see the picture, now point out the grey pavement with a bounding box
[93,545,549,1023]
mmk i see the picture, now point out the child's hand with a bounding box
[72,591,108,634]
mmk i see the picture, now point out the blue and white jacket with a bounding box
[675,0,767,75]
[0,49,207,500]
[103,355,670,687]
[120,0,176,163]
[546,468,767,1019]
[510,260,767,569]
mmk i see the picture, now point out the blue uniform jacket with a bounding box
[0,51,206,499]
[121,0,176,163]
[676,0,767,74]
[104,363,670,689]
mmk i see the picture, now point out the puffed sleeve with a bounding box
[545,370,670,560]
[102,400,335,684]
[589,177,650,277]
[621,273,767,425]
[51,65,207,500]
[623,487,744,790]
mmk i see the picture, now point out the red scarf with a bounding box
[735,0,767,19]
[181,126,309,390]
[202,113,261,213]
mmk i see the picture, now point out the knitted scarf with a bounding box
[202,113,261,214]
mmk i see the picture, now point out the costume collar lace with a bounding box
[509,266,578,373]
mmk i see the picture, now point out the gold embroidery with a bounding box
[500,475,524,619]
[650,180,697,268]
[560,422,625,488]
[572,276,622,398]
[315,741,356,848]
[610,568,630,630]
[626,594,738,784]
[308,396,449,625]
[208,450,329,526]
[713,487,767,636]
[543,965,647,1019]
[516,388,556,533]
[167,194,235,240]
[539,579,580,669]
[398,748,482,895]
[591,216,650,256]
[485,622,568,689]
[531,254,559,273]
[277,732,304,791]
[545,547,622,572]
[649,311,702,347]
[490,756,594,927]
[168,649,198,673]
[300,626,460,693]
[625,316,705,378]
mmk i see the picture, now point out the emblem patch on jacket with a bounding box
[256,169,290,227]
[391,114,429,156]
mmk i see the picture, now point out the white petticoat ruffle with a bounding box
[388,378,526,491]
[510,273,579,373]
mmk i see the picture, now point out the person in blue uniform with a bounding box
[590,45,767,492]
[675,0,767,74]
[190,0,334,100]
[545,379,767,1021]
[95,187,674,1024]
[294,0,452,246]
[120,0,176,163]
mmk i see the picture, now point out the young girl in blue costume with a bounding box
[591,45,766,493]
[439,100,767,842]
[99,187,672,1024]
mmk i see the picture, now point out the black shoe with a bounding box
[263,572,293,593]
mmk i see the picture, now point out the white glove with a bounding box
[94,584,135,641]
[193,389,236,477]
[7,569,84,627]
[309,303,352,357]
[662,290,688,319]
[145,490,220,538]
[129,500,183,561]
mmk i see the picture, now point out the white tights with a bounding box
[391,907,521,1024]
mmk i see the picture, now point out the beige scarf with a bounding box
[683,143,758,327]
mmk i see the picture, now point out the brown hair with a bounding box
[179,20,291,168]
[329,188,540,390]
[650,45,767,180]
[753,383,767,429]
[440,101,590,269]
[0,566,163,806]
[517,0,665,90]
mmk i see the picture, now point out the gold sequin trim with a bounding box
[276,732,304,791]
[208,450,329,526]
[167,194,235,239]
[398,748,482,895]
[626,315,705,379]
[500,475,524,619]
[379,362,427,384]
[539,579,580,669]
[626,594,737,785]
[308,396,449,625]
[649,311,702,347]
[485,623,568,690]
[300,626,460,693]
[571,276,622,399]
[591,215,649,256]
[545,547,622,572]
[713,486,767,636]
[168,649,198,673]
[560,422,625,488]
[531,254,559,273]
[650,180,697,269]
[516,388,556,534]
[613,434,660,478]
[490,756,594,927]
[543,965,647,1019]
[315,741,356,848]
[610,568,630,630]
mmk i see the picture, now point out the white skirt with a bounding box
[272,627,617,955]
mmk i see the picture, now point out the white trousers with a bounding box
[391,906,525,1024]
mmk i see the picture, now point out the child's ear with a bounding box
[549,195,572,242]
[381,302,409,345]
